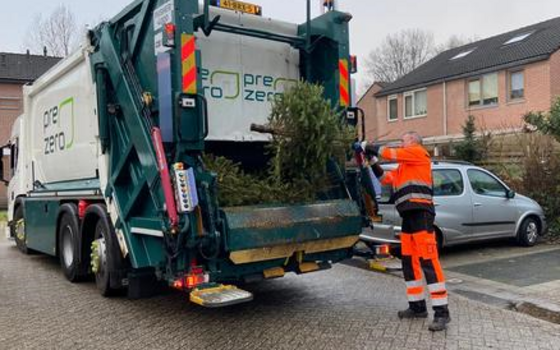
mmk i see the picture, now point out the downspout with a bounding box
[443,80,448,136]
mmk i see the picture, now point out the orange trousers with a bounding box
[400,210,448,310]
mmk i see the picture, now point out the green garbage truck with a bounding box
[1,0,368,307]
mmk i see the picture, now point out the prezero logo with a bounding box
[200,68,297,102]
[43,97,74,155]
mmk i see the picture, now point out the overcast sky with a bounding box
[2,0,560,91]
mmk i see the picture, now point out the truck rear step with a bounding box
[189,284,253,308]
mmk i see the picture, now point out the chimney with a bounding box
[26,49,30,58]
[43,46,47,57]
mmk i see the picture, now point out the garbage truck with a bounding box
[1,0,373,307]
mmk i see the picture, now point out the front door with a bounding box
[466,169,517,238]
[432,168,473,244]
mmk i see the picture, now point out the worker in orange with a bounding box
[359,131,451,332]
[323,0,334,11]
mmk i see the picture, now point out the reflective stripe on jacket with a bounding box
[378,144,434,215]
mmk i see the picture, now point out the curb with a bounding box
[514,300,560,324]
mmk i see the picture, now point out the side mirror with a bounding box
[506,190,516,199]
[0,144,8,185]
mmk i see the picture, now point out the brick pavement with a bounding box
[1,236,560,350]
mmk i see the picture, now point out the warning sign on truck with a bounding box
[211,0,262,16]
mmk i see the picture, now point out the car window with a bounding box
[467,169,507,197]
[378,184,393,204]
[433,169,463,196]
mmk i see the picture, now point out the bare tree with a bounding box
[24,5,78,57]
[435,34,479,54]
[363,29,436,86]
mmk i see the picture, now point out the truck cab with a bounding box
[2,115,25,239]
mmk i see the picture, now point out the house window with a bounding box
[509,70,524,100]
[468,73,498,107]
[403,89,427,119]
[450,48,476,60]
[503,32,533,45]
[388,95,398,121]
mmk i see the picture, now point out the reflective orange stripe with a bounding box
[409,198,433,204]
[181,34,197,94]
[407,286,424,295]
[339,59,349,107]
[431,292,448,299]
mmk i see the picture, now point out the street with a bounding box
[1,237,560,350]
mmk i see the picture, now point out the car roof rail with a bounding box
[431,159,474,166]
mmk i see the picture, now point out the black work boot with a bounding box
[398,301,428,319]
[429,306,451,332]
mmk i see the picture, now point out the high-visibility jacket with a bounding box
[376,144,434,215]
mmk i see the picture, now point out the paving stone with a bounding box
[1,238,560,350]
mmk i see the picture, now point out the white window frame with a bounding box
[403,88,428,120]
[508,69,525,101]
[387,95,398,122]
[467,72,499,108]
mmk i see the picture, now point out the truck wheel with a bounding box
[58,205,83,282]
[517,217,540,247]
[91,214,123,296]
[13,205,28,254]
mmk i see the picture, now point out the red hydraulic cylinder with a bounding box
[151,126,179,230]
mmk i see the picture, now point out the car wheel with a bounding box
[13,205,29,254]
[517,217,540,247]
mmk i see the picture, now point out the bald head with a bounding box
[401,131,423,147]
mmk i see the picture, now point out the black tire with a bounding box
[13,205,28,254]
[517,217,540,247]
[390,245,402,259]
[92,209,125,297]
[435,228,444,254]
[58,204,85,282]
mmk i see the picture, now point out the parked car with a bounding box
[360,161,547,250]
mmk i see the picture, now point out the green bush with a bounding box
[453,115,491,164]
[0,211,6,223]
[523,99,560,237]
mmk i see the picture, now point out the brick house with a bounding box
[356,82,387,138]
[0,51,61,208]
[359,16,560,150]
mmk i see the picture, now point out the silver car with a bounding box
[360,161,547,249]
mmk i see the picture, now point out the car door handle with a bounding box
[474,202,482,207]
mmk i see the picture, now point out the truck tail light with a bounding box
[376,244,390,256]
[186,270,209,289]
[172,267,209,290]
[164,23,176,47]
[350,55,358,74]
[78,200,90,219]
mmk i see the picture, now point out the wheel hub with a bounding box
[62,225,74,268]
[15,219,25,241]
[526,222,538,243]
[91,238,107,275]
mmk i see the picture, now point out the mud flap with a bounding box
[189,284,253,308]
